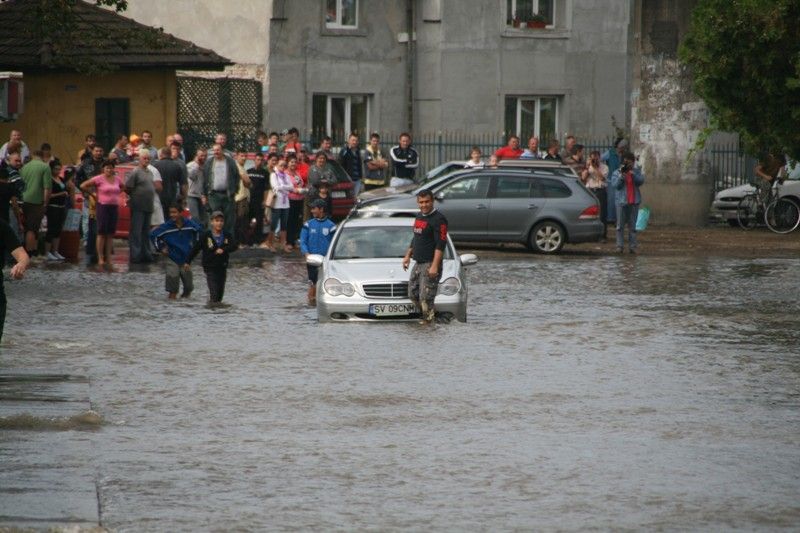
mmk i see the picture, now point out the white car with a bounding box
[711,166,800,225]
[306,217,477,323]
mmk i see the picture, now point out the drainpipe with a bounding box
[405,0,415,133]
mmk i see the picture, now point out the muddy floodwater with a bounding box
[3,252,800,531]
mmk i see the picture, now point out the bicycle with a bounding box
[736,178,800,233]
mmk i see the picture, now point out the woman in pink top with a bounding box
[79,159,126,267]
[284,154,308,252]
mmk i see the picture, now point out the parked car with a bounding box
[358,158,576,202]
[711,166,800,225]
[245,153,356,220]
[354,168,603,253]
[307,217,477,322]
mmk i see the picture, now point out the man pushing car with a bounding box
[402,189,448,324]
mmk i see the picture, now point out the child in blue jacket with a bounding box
[150,200,202,299]
[300,198,336,306]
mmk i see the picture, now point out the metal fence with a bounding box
[177,77,263,159]
[705,141,758,193]
[303,129,617,175]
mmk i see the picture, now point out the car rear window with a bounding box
[540,178,572,198]
[327,161,352,183]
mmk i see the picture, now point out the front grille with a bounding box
[362,282,409,299]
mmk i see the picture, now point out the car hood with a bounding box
[715,183,755,199]
[325,258,457,283]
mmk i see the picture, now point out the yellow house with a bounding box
[0,0,230,162]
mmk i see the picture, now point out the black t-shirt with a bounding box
[0,217,21,269]
[247,167,268,201]
[76,158,102,187]
[49,179,68,208]
[153,159,187,205]
[410,209,448,263]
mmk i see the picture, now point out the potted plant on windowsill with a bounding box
[527,14,548,29]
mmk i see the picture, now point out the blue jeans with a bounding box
[187,196,207,227]
[129,209,153,263]
[615,204,639,251]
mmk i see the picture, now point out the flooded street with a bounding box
[2,251,800,531]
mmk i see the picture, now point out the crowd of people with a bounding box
[0,125,648,322]
[0,126,426,311]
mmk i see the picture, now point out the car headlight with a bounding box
[323,278,355,296]
[438,277,461,296]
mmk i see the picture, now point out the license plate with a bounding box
[368,303,417,316]
[332,191,346,198]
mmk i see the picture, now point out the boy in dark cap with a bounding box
[299,199,336,306]
[187,210,237,307]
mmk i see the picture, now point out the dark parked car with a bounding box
[354,168,603,253]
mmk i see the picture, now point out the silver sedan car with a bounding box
[306,217,478,323]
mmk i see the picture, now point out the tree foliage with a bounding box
[679,0,800,161]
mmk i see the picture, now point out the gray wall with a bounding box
[418,0,631,136]
[267,0,632,139]
[266,0,408,134]
[630,0,712,225]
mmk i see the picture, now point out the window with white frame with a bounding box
[506,0,556,27]
[504,96,559,142]
[312,94,370,143]
[326,0,358,29]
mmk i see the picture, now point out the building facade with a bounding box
[266,0,633,141]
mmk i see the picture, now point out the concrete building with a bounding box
[267,0,633,141]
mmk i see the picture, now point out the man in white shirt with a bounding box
[0,130,30,162]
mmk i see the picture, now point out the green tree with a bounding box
[679,0,800,161]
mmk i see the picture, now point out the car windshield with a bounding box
[418,162,465,185]
[331,225,452,260]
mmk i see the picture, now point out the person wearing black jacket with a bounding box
[187,210,237,306]
[76,145,104,264]
[338,132,364,196]
[402,189,448,324]
[0,217,29,342]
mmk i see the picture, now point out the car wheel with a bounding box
[529,221,565,254]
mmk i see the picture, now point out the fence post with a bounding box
[437,131,443,167]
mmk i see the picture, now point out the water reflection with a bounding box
[2,254,799,530]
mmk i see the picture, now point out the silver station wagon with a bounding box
[355,168,603,253]
[306,217,478,323]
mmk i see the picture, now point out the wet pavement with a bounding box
[2,242,800,531]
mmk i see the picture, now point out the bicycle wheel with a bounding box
[736,193,760,230]
[765,198,800,234]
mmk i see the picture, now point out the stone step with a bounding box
[0,371,101,529]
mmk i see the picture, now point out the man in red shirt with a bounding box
[493,136,524,160]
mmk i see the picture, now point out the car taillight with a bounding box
[579,205,599,219]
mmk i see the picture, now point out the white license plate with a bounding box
[369,303,417,317]
[331,191,346,198]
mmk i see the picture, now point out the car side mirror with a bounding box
[459,253,478,266]
[435,192,445,202]
[306,254,324,267]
